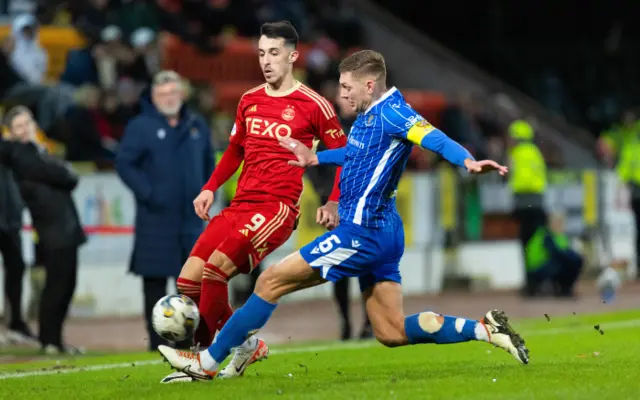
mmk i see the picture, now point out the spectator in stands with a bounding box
[156,0,257,53]
[257,0,310,39]
[115,71,214,351]
[0,131,36,345]
[310,0,365,49]
[7,13,47,85]
[71,0,116,44]
[0,33,25,96]
[1,14,78,133]
[60,46,100,87]
[305,36,340,91]
[524,213,583,297]
[113,0,159,37]
[0,106,86,355]
[123,27,161,84]
[93,25,136,89]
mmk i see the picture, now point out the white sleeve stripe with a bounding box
[381,113,403,131]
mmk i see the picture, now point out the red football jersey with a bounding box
[229,82,346,207]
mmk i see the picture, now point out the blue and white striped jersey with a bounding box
[338,87,431,228]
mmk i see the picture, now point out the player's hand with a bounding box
[193,190,214,221]
[278,137,318,168]
[317,201,339,230]
[464,159,508,176]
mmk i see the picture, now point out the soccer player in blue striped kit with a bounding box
[159,50,530,380]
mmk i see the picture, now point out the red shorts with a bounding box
[190,201,297,273]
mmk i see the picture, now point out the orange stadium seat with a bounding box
[160,34,355,85]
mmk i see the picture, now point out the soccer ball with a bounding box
[152,294,200,342]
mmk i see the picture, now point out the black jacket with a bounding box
[0,145,22,231]
[0,141,86,250]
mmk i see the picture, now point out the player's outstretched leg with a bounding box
[364,281,529,365]
[158,251,325,380]
[403,309,529,364]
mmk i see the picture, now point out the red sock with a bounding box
[176,277,201,305]
[198,263,230,347]
[216,303,234,332]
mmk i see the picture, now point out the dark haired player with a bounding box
[162,21,347,383]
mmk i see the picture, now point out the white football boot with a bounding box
[159,371,195,384]
[158,345,217,381]
[482,309,530,364]
[217,337,269,379]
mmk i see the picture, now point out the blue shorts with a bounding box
[299,217,404,291]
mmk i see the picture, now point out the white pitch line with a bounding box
[0,342,376,380]
[0,318,638,381]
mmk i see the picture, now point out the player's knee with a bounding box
[417,311,444,333]
[375,331,406,348]
[208,250,238,278]
[373,315,412,348]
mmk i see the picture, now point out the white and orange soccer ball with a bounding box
[152,294,200,342]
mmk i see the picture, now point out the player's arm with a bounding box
[314,104,348,202]
[381,104,473,168]
[316,148,346,166]
[201,105,247,192]
[407,120,474,168]
[201,140,243,192]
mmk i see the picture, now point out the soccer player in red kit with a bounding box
[160,21,347,383]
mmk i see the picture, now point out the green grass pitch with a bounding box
[1,310,639,399]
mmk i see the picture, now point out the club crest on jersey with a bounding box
[190,128,200,139]
[157,129,166,139]
[282,105,295,121]
[366,114,375,126]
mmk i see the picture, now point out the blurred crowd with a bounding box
[0,0,366,168]
[0,0,555,173]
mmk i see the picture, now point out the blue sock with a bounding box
[404,311,483,344]
[207,293,277,362]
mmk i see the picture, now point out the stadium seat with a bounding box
[160,34,357,85]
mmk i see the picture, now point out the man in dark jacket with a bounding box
[115,70,214,350]
[0,133,35,344]
[0,106,86,354]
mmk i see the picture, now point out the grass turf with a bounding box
[0,310,638,399]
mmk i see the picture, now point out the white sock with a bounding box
[240,335,258,351]
[475,321,490,342]
[199,349,219,371]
